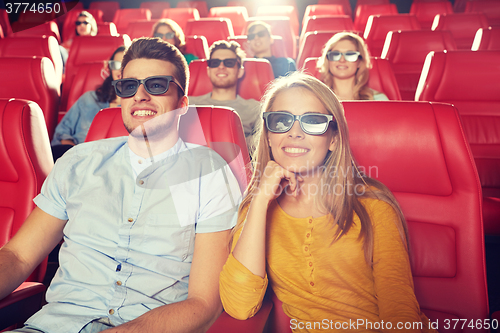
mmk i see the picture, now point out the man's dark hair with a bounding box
[209,40,246,68]
[121,37,189,98]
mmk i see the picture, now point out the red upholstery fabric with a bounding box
[140,1,171,20]
[410,1,454,30]
[0,98,54,282]
[0,35,63,87]
[61,9,104,42]
[88,1,120,23]
[188,58,274,101]
[472,27,500,51]
[354,4,399,33]
[0,57,60,140]
[381,30,457,100]
[126,20,156,40]
[177,1,209,18]
[431,13,490,50]
[0,9,13,37]
[302,57,402,100]
[228,35,287,58]
[161,8,200,32]
[0,282,46,330]
[416,50,500,235]
[302,4,346,26]
[208,6,249,35]
[16,11,56,24]
[256,6,300,37]
[185,35,209,60]
[300,15,355,44]
[364,14,421,57]
[465,0,500,28]
[112,9,151,35]
[185,18,234,48]
[96,22,119,36]
[62,35,131,111]
[297,31,348,69]
[246,17,296,59]
[10,21,61,43]
[317,0,353,19]
[262,101,488,332]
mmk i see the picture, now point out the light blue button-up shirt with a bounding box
[27,136,241,332]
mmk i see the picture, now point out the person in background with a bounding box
[246,21,296,79]
[51,45,125,161]
[317,32,388,101]
[188,40,261,151]
[219,72,436,333]
[152,18,198,64]
[61,10,98,52]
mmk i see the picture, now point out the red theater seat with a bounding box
[0,9,13,37]
[96,22,119,36]
[416,50,500,235]
[62,35,131,111]
[228,35,287,58]
[432,13,490,50]
[297,31,341,69]
[62,9,104,42]
[364,14,422,57]
[10,21,61,43]
[0,57,60,140]
[354,3,399,33]
[246,17,296,59]
[188,58,274,102]
[302,57,402,100]
[112,8,151,35]
[185,35,209,59]
[317,0,353,19]
[256,6,300,37]
[185,18,234,48]
[472,27,500,50]
[302,4,346,26]
[410,1,454,30]
[381,30,456,100]
[0,98,53,329]
[209,6,249,35]
[465,0,500,28]
[177,1,209,18]
[140,1,171,20]
[126,20,156,40]
[89,1,120,23]
[0,35,63,88]
[161,8,200,32]
[300,15,355,44]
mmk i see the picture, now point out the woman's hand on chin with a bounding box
[256,161,303,203]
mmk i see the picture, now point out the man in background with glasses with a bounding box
[188,40,260,151]
[0,37,240,333]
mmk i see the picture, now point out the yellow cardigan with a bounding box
[220,198,438,333]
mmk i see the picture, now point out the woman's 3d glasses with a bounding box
[154,32,175,40]
[206,58,239,68]
[326,50,361,62]
[75,21,90,26]
[247,30,269,41]
[108,60,121,71]
[112,76,184,98]
[263,111,335,135]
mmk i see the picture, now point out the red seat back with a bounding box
[62,35,131,111]
[0,57,60,140]
[297,31,347,69]
[381,30,456,100]
[302,57,402,100]
[96,22,119,36]
[317,0,353,19]
[410,1,454,30]
[0,98,54,282]
[0,9,13,37]
[246,17,296,58]
[140,1,171,19]
[185,18,234,48]
[88,1,120,23]
[432,13,490,50]
[472,27,500,51]
[0,35,63,87]
[177,1,209,18]
[188,58,274,101]
[185,35,209,59]
[465,0,500,28]
[62,9,104,42]
[209,6,249,36]
[416,50,500,234]
[161,8,200,32]
[300,15,355,44]
[364,14,422,57]
[354,4,399,33]
[228,35,287,58]
[302,5,346,26]
[112,8,151,35]
[256,6,300,36]
[10,21,61,43]
[85,106,250,193]
[126,20,156,40]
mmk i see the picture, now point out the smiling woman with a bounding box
[219,71,437,333]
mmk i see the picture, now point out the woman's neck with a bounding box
[332,77,356,100]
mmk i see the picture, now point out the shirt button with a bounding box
[116,281,122,286]
[304,246,308,251]
[306,233,310,238]
[308,219,312,224]
[310,282,315,287]
[109,309,115,315]
[138,159,143,164]
[309,262,313,267]
[139,180,144,185]
[127,218,134,223]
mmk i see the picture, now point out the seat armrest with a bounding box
[0,282,46,330]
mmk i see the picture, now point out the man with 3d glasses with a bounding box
[0,37,241,333]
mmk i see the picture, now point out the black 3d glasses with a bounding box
[263,111,335,135]
[206,58,239,68]
[112,76,184,98]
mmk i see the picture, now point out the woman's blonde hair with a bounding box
[317,32,373,100]
[233,71,408,264]
[77,11,98,36]
[153,18,186,53]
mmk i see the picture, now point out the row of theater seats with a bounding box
[0,96,495,331]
